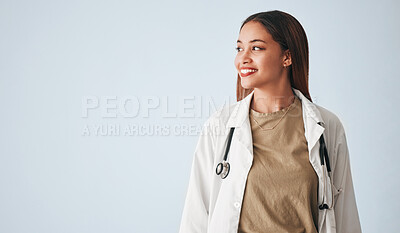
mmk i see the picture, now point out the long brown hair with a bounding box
[236,10,312,102]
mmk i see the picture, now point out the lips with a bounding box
[240,67,258,77]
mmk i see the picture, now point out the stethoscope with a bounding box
[215,124,334,210]
[215,127,235,180]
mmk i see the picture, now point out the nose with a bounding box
[238,49,252,65]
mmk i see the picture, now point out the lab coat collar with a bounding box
[226,87,325,129]
[225,87,326,176]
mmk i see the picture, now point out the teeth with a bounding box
[241,69,257,74]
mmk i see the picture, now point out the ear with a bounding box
[282,49,292,67]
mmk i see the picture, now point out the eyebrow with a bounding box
[237,39,267,44]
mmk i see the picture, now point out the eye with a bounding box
[235,47,243,52]
[253,46,264,51]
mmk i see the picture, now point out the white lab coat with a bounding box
[179,87,362,233]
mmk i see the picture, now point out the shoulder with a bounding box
[204,101,239,129]
[314,103,346,137]
[314,103,349,167]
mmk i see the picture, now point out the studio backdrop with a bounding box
[0,0,399,232]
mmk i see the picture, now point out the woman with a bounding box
[179,10,362,233]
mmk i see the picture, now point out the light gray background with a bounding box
[1,0,399,232]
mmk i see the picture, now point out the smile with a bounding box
[240,69,258,77]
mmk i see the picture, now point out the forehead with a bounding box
[238,21,272,42]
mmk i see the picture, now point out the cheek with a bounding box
[259,56,280,71]
[234,56,240,70]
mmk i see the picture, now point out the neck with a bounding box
[250,84,296,114]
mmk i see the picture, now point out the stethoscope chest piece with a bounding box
[215,127,235,179]
[216,161,230,179]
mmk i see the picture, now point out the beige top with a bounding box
[237,95,319,233]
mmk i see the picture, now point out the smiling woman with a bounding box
[234,12,311,113]
[235,23,288,83]
[179,10,362,233]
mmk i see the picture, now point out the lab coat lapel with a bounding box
[293,88,335,232]
[292,88,325,178]
[225,90,254,157]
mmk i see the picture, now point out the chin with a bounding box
[240,80,255,89]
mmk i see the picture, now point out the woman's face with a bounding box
[234,21,289,89]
